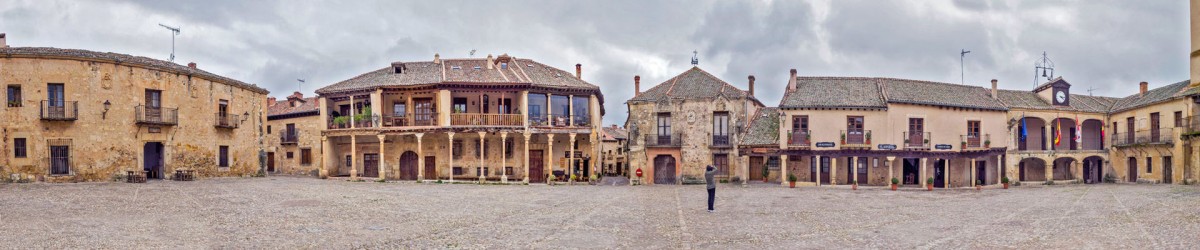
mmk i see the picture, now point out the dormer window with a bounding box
[451,66,462,70]
[500,63,508,69]
[393,63,405,74]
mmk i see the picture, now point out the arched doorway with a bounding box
[653,155,676,185]
[399,151,419,180]
[1018,158,1047,182]
[1082,156,1104,184]
[1016,117,1047,150]
[143,142,164,179]
[1081,119,1105,150]
[1052,157,1075,180]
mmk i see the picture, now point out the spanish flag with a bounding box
[1054,117,1061,146]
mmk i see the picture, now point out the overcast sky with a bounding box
[1,0,1190,125]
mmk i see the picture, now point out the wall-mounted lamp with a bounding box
[241,111,250,124]
[102,100,111,119]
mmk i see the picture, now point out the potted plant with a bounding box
[984,139,991,147]
[332,116,349,128]
[840,133,846,144]
[761,163,770,182]
[851,178,858,190]
[890,177,899,191]
[976,180,982,191]
[787,173,797,188]
[926,177,934,191]
[865,131,872,144]
[923,138,930,145]
[960,141,967,148]
[547,173,555,185]
[1001,176,1010,189]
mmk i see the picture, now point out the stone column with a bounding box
[448,132,455,182]
[1045,157,1053,182]
[814,155,821,186]
[568,133,577,183]
[320,137,330,178]
[970,158,977,187]
[1044,125,1051,150]
[780,154,789,186]
[887,157,895,185]
[416,133,425,181]
[501,132,508,183]
[350,135,358,181]
[740,155,750,186]
[830,157,838,185]
[546,134,555,183]
[378,134,387,181]
[568,95,574,127]
[478,132,486,183]
[920,158,928,187]
[523,133,531,184]
[946,158,952,188]
[350,95,356,129]
[851,156,858,185]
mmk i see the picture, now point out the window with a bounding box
[572,96,589,125]
[452,98,467,113]
[527,93,547,125]
[13,138,27,158]
[393,102,406,117]
[505,139,514,159]
[6,85,21,107]
[218,146,229,167]
[286,124,296,138]
[452,139,463,159]
[300,148,312,165]
[1175,111,1183,127]
[500,62,508,69]
[967,120,981,137]
[713,112,729,145]
[145,89,162,108]
[657,113,672,136]
[286,152,294,159]
[345,155,351,167]
[482,95,490,113]
[1147,157,1153,173]
[713,154,729,175]
[414,98,434,125]
[765,156,780,170]
[498,98,512,114]
[49,146,69,175]
[846,116,864,143]
[550,95,569,117]
[218,99,229,115]
[47,83,64,108]
[267,125,272,134]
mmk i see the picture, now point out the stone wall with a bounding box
[265,114,324,177]
[0,57,266,182]
[626,96,757,184]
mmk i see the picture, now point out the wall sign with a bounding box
[815,142,836,148]
[877,144,897,150]
[935,144,953,150]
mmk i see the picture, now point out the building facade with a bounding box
[1,44,269,182]
[625,67,763,185]
[265,92,324,176]
[314,53,604,183]
[600,124,628,176]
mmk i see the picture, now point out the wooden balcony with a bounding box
[214,113,239,129]
[136,105,178,126]
[788,130,811,147]
[40,100,77,121]
[381,114,438,127]
[450,113,522,126]
[960,133,990,150]
[903,131,930,150]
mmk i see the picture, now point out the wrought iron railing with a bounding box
[960,133,989,149]
[136,105,178,125]
[712,135,730,146]
[1113,128,1174,146]
[840,130,871,145]
[214,113,239,129]
[903,131,930,149]
[280,131,298,145]
[788,130,811,147]
[40,100,77,121]
[450,113,522,126]
[644,133,683,147]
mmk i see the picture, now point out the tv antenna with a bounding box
[1034,51,1055,87]
[960,49,970,85]
[158,23,181,62]
[691,50,699,66]
[297,79,305,93]
[1086,87,1099,96]
[469,49,476,58]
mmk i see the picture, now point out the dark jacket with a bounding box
[705,166,716,189]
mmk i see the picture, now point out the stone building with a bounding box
[0,41,269,182]
[996,78,1117,184]
[265,92,323,176]
[1106,80,1195,184]
[313,53,604,183]
[600,124,628,176]
[625,67,763,185]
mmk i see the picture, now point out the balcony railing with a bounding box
[534,114,579,127]
[1113,128,1174,146]
[903,131,930,150]
[450,113,522,126]
[382,113,438,127]
[39,100,77,121]
[573,114,591,127]
[136,105,178,126]
[327,115,379,129]
[788,130,811,147]
[840,130,871,146]
[712,135,730,146]
[214,113,239,129]
[644,133,683,147]
[960,133,990,149]
[280,131,298,145]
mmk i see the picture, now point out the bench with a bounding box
[126,170,146,183]
[174,169,196,181]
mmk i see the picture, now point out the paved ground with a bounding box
[1,177,1198,249]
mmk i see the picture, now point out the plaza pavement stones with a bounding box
[0,177,1197,249]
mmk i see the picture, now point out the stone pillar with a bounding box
[780,154,789,186]
[448,132,455,182]
[1044,125,1051,150]
[478,132,486,183]
[920,158,928,187]
[830,157,838,185]
[740,155,750,186]
[378,134,387,181]
[568,133,577,183]
[416,133,425,181]
[946,158,951,188]
[350,135,358,181]
[887,157,895,185]
[851,156,858,184]
[350,95,356,129]
[568,95,574,127]
[523,133,531,184]
[501,132,508,183]
[546,134,555,183]
[320,137,330,178]
[1045,157,1054,182]
[814,155,821,186]
[970,158,977,187]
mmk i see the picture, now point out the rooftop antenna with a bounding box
[1086,87,1099,96]
[469,49,476,58]
[960,49,970,85]
[158,23,181,62]
[1034,51,1055,87]
[691,50,699,66]
[297,79,305,93]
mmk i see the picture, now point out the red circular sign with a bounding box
[635,168,643,178]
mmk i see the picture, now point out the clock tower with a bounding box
[1034,78,1071,106]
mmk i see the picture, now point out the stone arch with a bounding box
[1018,157,1047,182]
[1050,118,1078,150]
[1016,117,1047,150]
[1081,119,1105,150]
[398,151,419,180]
[1052,157,1077,181]
[1082,155,1105,184]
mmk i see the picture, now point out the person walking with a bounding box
[705,165,716,212]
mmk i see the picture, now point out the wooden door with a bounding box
[363,154,379,178]
[424,156,436,180]
[653,155,676,185]
[819,156,831,184]
[1126,117,1135,144]
[967,120,981,147]
[1128,157,1138,182]
[749,156,765,181]
[47,83,65,117]
[933,160,946,188]
[267,152,275,172]
[909,118,924,147]
[1163,157,1173,184]
[145,89,162,121]
[856,158,868,184]
[1019,161,1026,181]
[847,116,864,144]
[528,150,544,183]
[1150,113,1160,143]
[399,151,418,180]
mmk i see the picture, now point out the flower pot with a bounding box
[789,181,796,188]
[890,184,897,191]
[927,184,933,191]
[852,184,858,190]
[1003,183,1009,189]
[976,185,982,191]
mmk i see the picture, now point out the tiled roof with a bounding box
[996,89,1118,113]
[602,126,628,141]
[268,97,319,118]
[628,67,760,104]
[314,56,600,94]
[880,78,1008,111]
[740,107,779,146]
[1109,80,1191,113]
[779,77,887,109]
[0,47,268,94]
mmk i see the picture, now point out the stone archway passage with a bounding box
[653,155,677,185]
[1019,158,1047,182]
[399,151,419,180]
[1082,156,1104,184]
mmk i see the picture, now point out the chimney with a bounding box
[486,54,494,70]
[612,124,618,129]
[575,63,582,79]
[187,62,197,69]
[433,53,441,64]
[634,75,641,95]
[747,75,756,97]
[787,69,798,91]
[267,97,277,106]
[0,33,6,48]
[1140,81,1148,96]
[990,79,998,98]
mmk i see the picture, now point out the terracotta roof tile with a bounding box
[740,107,779,146]
[628,67,759,104]
[779,77,887,109]
[268,97,319,118]
[0,47,268,94]
[314,56,599,94]
[1109,80,1191,113]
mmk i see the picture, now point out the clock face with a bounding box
[1055,91,1067,103]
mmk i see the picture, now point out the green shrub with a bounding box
[891,177,899,185]
[1001,176,1010,184]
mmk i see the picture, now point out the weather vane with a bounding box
[691,50,699,66]
[1034,51,1055,87]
